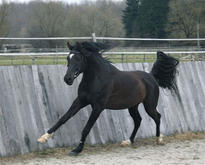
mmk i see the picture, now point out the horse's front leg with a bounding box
[38,97,87,143]
[69,104,103,156]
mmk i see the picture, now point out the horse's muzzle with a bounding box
[64,76,74,85]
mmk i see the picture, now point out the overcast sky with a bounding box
[4,0,123,4]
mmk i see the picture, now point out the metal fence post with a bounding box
[56,55,58,64]
[92,33,97,42]
[121,54,124,63]
[126,54,128,63]
[53,56,55,64]
[143,54,145,62]
[32,57,35,65]
[11,56,13,65]
[22,56,25,65]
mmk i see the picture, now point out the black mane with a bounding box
[79,41,112,65]
[81,42,106,53]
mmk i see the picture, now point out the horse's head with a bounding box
[64,41,107,85]
[64,42,88,85]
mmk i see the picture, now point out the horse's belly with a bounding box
[106,103,136,110]
[105,95,143,110]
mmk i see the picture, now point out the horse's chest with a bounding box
[78,82,105,104]
[79,90,100,102]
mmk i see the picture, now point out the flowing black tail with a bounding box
[151,51,179,92]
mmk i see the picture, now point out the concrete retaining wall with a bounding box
[0,62,205,156]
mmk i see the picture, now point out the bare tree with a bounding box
[167,0,205,38]
[0,0,9,46]
[65,1,124,38]
[192,0,205,47]
[4,0,125,48]
[27,1,65,48]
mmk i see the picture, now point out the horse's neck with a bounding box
[87,57,109,72]
[82,57,111,81]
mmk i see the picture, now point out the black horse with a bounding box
[38,41,179,156]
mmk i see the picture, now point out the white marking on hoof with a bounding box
[69,54,75,59]
[121,139,131,147]
[37,133,53,143]
[157,134,165,145]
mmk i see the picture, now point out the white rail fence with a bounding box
[0,34,205,63]
[1,33,205,41]
[0,51,205,56]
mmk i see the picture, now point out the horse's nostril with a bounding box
[64,76,73,85]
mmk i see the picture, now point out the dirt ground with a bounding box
[1,132,205,165]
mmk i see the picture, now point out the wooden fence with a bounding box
[0,62,205,156]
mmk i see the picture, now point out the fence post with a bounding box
[121,54,124,63]
[22,56,25,65]
[143,54,145,62]
[56,55,58,64]
[53,55,55,64]
[197,21,200,49]
[92,33,97,42]
[126,54,128,63]
[32,56,35,65]
[11,56,13,65]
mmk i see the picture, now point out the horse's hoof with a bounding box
[121,139,131,147]
[157,134,165,145]
[69,151,79,156]
[37,133,53,143]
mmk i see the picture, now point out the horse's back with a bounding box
[116,70,158,90]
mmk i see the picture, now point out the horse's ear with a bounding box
[67,42,73,50]
[76,42,90,57]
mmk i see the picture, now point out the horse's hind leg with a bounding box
[129,105,142,143]
[121,105,142,146]
[143,100,164,145]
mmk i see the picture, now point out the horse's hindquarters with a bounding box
[105,71,147,110]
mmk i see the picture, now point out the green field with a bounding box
[0,53,204,66]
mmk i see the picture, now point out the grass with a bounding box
[0,56,67,66]
[0,53,204,66]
